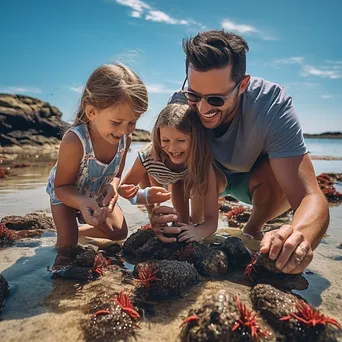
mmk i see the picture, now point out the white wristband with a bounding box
[144,187,151,205]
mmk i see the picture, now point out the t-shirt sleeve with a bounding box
[264,88,307,159]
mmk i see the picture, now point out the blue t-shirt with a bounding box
[168,77,307,177]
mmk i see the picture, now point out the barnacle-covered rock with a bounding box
[133,260,201,301]
[218,236,251,267]
[100,244,122,257]
[84,291,140,341]
[0,223,17,247]
[49,249,108,281]
[135,238,209,264]
[0,273,10,314]
[180,289,271,342]
[250,284,341,342]
[195,249,229,276]
[1,213,54,230]
[122,228,155,256]
[245,253,309,291]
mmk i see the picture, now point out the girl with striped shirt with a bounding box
[118,103,221,242]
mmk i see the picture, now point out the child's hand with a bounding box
[79,198,108,226]
[101,184,118,212]
[147,187,171,204]
[118,184,139,199]
[177,224,203,243]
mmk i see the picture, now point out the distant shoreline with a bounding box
[304,133,342,139]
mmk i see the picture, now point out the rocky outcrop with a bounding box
[0,94,67,149]
[0,94,151,158]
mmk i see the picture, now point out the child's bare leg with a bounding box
[79,205,128,241]
[190,195,204,224]
[51,202,78,249]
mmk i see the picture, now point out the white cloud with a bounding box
[146,10,188,25]
[131,10,141,18]
[321,95,333,99]
[273,57,304,64]
[0,86,42,94]
[70,86,84,93]
[301,65,341,79]
[222,19,258,34]
[115,0,200,26]
[221,19,276,40]
[325,60,342,65]
[146,83,174,94]
[116,0,151,15]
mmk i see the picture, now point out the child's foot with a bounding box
[52,245,85,269]
[242,228,264,241]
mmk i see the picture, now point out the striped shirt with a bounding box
[138,144,187,185]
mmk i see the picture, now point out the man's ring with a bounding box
[160,226,164,232]
[298,245,307,255]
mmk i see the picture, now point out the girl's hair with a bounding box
[152,103,212,198]
[73,63,148,126]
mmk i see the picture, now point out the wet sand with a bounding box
[0,153,342,341]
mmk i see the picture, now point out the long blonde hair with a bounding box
[73,63,148,126]
[152,103,212,198]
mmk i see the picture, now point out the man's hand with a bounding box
[150,206,181,243]
[79,197,108,226]
[118,184,138,199]
[260,224,313,274]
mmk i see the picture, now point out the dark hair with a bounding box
[73,63,148,126]
[151,103,212,198]
[183,30,249,83]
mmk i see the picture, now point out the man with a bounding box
[150,30,329,274]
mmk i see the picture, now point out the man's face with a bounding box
[187,64,240,129]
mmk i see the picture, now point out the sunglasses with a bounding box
[181,77,241,107]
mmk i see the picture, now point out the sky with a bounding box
[1,0,342,133]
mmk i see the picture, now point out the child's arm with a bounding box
[102,135,133,209]
[54,132,105,226]
[118,154,147,199]
[171,180,190,224]
[177,164,219,243]
[118,154,171,204]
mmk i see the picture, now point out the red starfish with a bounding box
[232,296,270,341]
[113,290,140,319]
[280,300,341,329]
[135,264,161,288]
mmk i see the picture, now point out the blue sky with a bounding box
[1,0,341,133]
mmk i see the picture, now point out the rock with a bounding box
[0,94,151,158]
[1,213,55,230]
[0,94,67,152]
[0,273,10,314]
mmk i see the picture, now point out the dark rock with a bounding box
[0,273,10,314]
[133,260,201,301]
[1,213,55,230]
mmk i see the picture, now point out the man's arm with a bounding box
[260,154,329,273]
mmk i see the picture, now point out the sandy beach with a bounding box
[0,145,342,341]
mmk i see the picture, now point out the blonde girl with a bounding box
[46,63,148,249]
